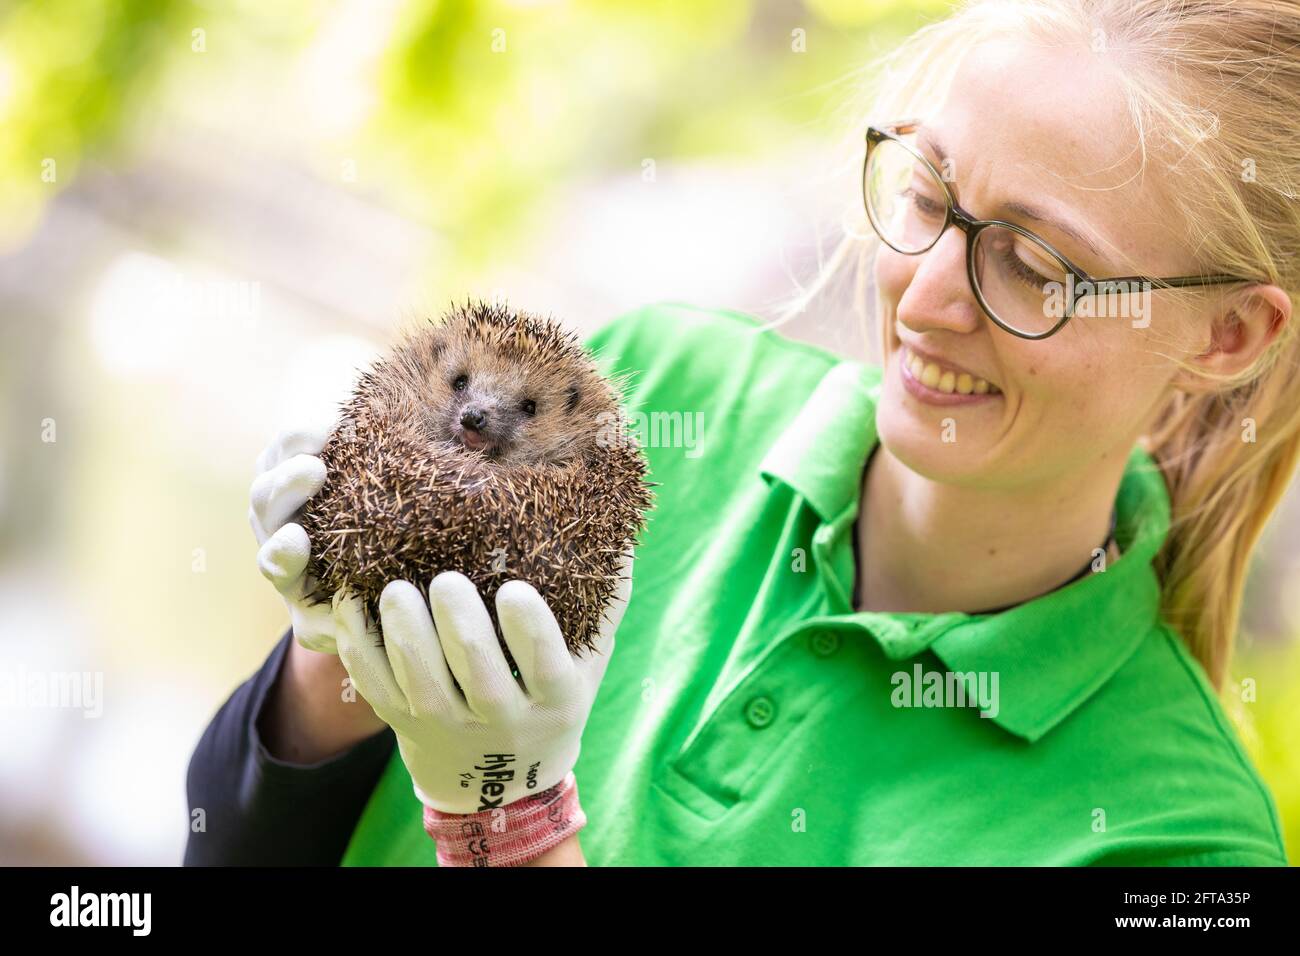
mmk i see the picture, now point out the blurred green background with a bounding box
[0,0,1295,865]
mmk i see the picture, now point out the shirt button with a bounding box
[811,632,841,657]
[743,696,776,729]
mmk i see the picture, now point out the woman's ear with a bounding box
[1174,284,1291,393]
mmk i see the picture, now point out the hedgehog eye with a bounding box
[521,399,537,416]
[452,374,469,392]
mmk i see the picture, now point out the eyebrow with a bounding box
[917,127,1105,261]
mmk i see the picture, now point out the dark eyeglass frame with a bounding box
[864,120,1258,340]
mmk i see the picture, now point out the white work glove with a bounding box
[249,419,359,654]
[336,558,632,814]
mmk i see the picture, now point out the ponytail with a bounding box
[1146,363,1300,688]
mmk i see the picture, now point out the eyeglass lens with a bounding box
[865,135,1075,336]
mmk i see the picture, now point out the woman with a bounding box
[186,0,1297,866]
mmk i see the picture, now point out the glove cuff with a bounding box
[422,771,586,867]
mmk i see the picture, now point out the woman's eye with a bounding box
[999,244,1054,289]
[521,399,536,416]
[902,186,945,220]
[452,374,468,391]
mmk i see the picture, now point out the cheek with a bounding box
[1006,333,1169,457]
[1003,332,1108,423]
[874,247,914,307]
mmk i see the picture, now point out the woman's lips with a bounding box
[897,345,1003,406]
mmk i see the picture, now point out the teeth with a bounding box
[905,348,999,395]
[920,359,940,389]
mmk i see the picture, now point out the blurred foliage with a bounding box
[1237,641,1300,862]
[370,0,953,265]
[0,0,948,260]
[0,0,188,248]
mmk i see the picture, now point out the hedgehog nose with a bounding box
[460,408,487,432]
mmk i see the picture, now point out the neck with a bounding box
[856,444,1127,614]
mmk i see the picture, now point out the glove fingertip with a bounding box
[495,578,544,612]
[296,453,328,487]
[260,527,310,581]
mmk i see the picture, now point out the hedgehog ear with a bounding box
[566,385,582,412]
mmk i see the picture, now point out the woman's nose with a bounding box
[893,225,983,336]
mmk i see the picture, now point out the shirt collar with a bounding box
[758,360,1171,743]
[757,361,880,522]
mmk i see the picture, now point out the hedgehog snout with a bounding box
[456,402,511,456]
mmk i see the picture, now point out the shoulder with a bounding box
[584,301,855,407]
[1083,620,1289,866]
[1153,622,1288,857]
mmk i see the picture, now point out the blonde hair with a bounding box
[776,0,1300,690]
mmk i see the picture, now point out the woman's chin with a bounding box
[876,371,991,485]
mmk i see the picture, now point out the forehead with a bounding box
[927,37,1184,269]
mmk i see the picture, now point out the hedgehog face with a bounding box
[422,338,597,466]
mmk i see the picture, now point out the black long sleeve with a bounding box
[183,628,396,866]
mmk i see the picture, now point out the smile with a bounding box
[898,345,1002,405]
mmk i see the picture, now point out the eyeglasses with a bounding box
[863,120,1256,340]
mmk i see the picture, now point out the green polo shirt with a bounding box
[341,301,1287,866]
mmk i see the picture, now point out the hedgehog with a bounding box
[296,298,654,667]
